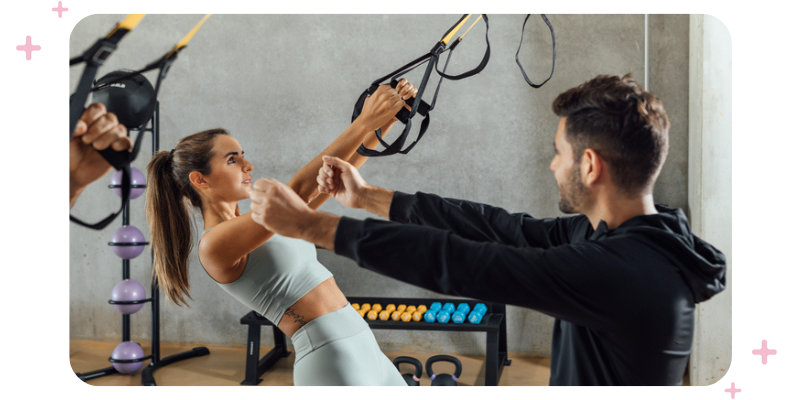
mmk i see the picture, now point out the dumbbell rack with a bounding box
[75,102,210,385]
[349,296,511,386]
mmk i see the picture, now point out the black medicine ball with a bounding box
[91,70,156,130]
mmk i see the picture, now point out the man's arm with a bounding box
[251,178,639,331]
[301,213,637,331]
[318,156,585,248]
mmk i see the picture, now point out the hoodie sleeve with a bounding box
[335,216,640,330]
[390,191,585,248]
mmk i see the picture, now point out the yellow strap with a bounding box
[166,14,212,58]
[457,14,483,40]
[440,14,472,45]
[106,14,145,38]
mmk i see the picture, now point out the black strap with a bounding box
[353,14,490,157]
[69,28,135,230]
[434,15,491,81]
[516,14,556,88]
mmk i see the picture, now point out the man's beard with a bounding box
[558,164,589,214]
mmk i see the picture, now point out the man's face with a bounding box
[550,118,589,214]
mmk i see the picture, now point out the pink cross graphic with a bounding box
[16,36,41,61]
[52,2,68,18]
[753,339,777,364]
[725,382,741,399]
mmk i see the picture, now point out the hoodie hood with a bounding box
[600,205,727,303]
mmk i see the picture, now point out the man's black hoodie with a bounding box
[334,191,727,385]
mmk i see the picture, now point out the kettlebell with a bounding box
[393,356,423,386]
[426,355,462,386]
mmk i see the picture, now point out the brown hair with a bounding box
[552,74,670,195]
[145,128,230,306]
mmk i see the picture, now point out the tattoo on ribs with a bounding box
[284,307,307,326]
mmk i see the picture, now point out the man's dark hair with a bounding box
[552,74,670,195]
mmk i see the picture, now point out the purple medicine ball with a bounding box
[111,279,146,314]
[110,225,146,259]
[111,341,145,374]
[110,167,146,199]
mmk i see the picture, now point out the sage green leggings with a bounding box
[291,303,406,386]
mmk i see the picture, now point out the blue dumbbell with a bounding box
[451,311,466,324]
[436,310,451,323]
[473,303,487,315]
[424,310,437,323]
[442,303,455,314]
[429,302,442,312]
[456,303,470,314]
[468,310,485,324]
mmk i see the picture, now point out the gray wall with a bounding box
[70,15,707,359]
[688,14,733,385]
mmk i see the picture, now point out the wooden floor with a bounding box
[70,340,551,386]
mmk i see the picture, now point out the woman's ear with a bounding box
[189,171,209,190]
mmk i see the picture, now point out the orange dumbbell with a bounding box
[367,310,378,320]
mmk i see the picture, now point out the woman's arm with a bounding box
[292,79,418,209]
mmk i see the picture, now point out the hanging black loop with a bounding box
[516,14,556,88]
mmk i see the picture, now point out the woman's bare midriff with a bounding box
[276,277,349,337]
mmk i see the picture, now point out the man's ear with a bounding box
[189,171,209,190]
[581,148,604,187]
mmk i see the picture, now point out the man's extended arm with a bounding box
[249,179,636,331]
[317,156,584,248]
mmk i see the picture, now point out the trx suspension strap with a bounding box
[516,14,557,88]
[69,14,211,230]
[352,14,490,157]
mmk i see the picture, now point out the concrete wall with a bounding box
[69,15,715,364]
[688,14,733,385]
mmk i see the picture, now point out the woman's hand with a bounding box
[355,85,405,131]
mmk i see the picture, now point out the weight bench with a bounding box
[239,311,291,385]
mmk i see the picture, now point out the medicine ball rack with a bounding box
[238,296,510,386]
[75,102,211,385]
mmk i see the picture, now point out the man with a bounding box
[70,102,132,207]
[248,74,727,385]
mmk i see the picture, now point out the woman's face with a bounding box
[203,135,254,202]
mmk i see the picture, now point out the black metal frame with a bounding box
[75,102,210,385]
[238,311,291,385]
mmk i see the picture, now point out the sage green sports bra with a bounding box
[199,228,332,324]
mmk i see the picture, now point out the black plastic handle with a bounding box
[425,354,462,379]
[393,356,423,378]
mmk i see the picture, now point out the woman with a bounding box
[145,80,417,385]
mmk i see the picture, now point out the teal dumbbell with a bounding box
[436,310,451,323]
[451,311,466,324]
[429,302,442,313]
[473,303,487,315]
[468,309,486,324]
[456,303,470,314]
[442,303,456,314]
[424,310,437,323]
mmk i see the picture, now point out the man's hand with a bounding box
[317,155,395,219]
[250,178,339,249]
[317,155,369,209]
[70,103,132,206]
